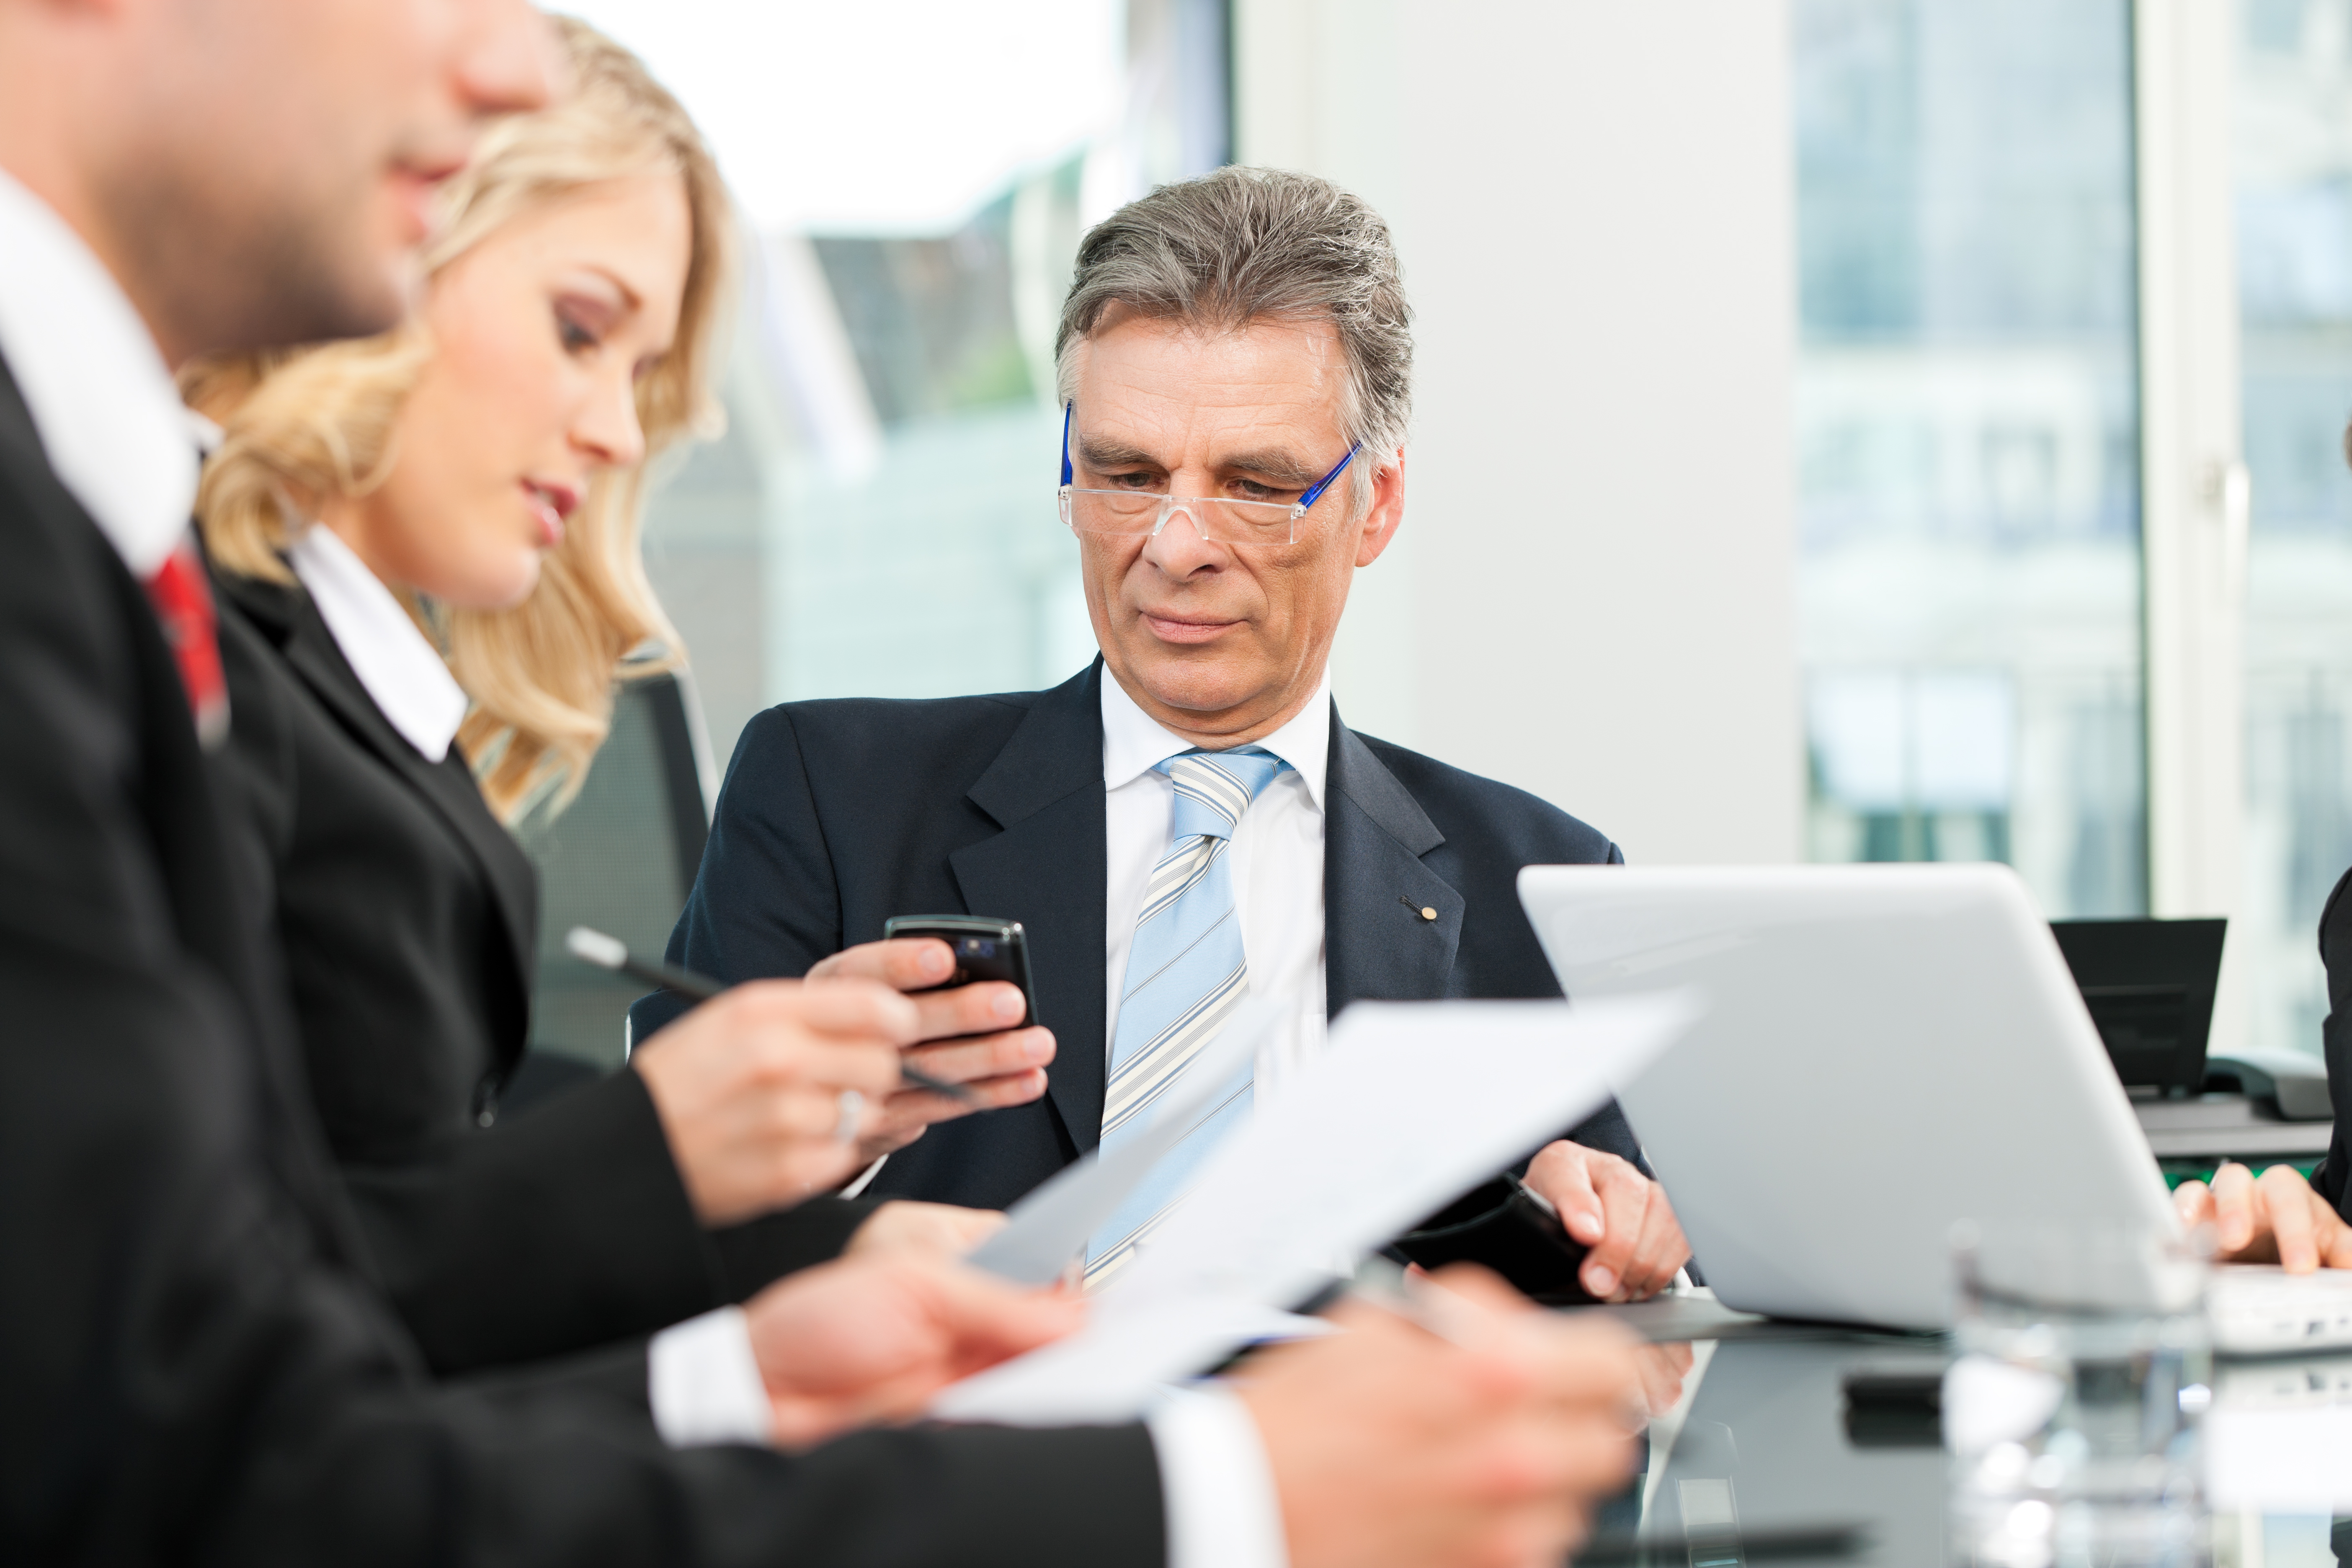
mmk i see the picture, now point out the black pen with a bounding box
[565,926,984,1108]
[1567,1523,1870,1564]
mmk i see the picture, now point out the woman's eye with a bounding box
[557,315,600,354]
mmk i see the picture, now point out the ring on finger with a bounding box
[833,1088,864,1147]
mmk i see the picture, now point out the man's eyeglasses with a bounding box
[1056,402,1359,548]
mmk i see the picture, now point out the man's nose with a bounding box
[454,0,562,120]
[1139,503,1226,576]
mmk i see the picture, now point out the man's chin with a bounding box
[1114,655,1264,727]
[212,245,408,357]
[260,208,417,345]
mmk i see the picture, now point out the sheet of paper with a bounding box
[932,993,1699,1426]
[964,993,1289,1285]
[928,1296,1330,1425]
[2205,1354,2352,1510]
[1104,993,1699,1312]
[2206,1406,2352,1510]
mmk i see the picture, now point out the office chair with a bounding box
[503,663,712,1115]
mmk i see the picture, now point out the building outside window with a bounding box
[1793,0,2149,921]
[521,0,1232,1066]
[574,0,1231,769]
[528,0,2352,1067]
[2239,0,2352,1055]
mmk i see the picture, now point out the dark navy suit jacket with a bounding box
[2308,865,2352,1218]
[633,660,1635,1215]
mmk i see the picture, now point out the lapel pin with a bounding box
[1398,896,1439,922]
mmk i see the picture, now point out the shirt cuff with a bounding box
[647,1306,773,1448]
[1148,1386,1290,1568]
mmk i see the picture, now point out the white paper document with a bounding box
[2206,1406,2352,1511]
[930,1295,1331,1425]
[964,994,1287,1286]
[932,992,1700,1426]
[2205,1353,2352,1510]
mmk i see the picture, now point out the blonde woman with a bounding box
[190,21,1052,1375]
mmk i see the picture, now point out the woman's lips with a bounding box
[521,481,575,547]
[1141,612,1238,645]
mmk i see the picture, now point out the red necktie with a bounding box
[145,534,228,748]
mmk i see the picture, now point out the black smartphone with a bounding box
[880,914,1038,1028]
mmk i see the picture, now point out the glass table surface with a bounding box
[1565,1295,2352,1567]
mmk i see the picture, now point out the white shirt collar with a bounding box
[287,524,470,763]
[0,168,198,577]
[1100,663,1331,812]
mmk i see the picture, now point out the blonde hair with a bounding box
[187,16,732,820]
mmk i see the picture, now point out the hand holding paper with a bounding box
[740,1251,1084,1447]
[1233,1265,1647,1568]
[963,993,1285,1286]
[932,993,1698,1425]
[1104,994,1697,1313]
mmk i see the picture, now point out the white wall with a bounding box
[1236,0,1803,864]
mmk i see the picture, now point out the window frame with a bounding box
[2133,0,2252,1055]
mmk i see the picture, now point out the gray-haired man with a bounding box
[641,166,1692,1303]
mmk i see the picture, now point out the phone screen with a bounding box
[941,934,1014,988]
[882,916,1038,1028]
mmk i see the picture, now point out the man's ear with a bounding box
[1354,448,1407,569]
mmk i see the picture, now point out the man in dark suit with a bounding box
[0,0,1649,1563]
[636,167,1692,1304]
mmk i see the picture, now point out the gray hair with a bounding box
[1054,166,1411,513]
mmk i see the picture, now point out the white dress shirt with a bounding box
[647,1307,1287,1568]
[1102,666,1333,1100]
[0,168,198,577]
[286,524,469,762]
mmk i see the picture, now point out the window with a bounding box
[2239,0,2352,1052]
[570,0,1231,767]
[520,1,1231,1067]
[1793,0,2148,919]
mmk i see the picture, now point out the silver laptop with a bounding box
[1517,863,2180,1332]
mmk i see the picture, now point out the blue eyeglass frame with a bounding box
[1058,401,1359,517]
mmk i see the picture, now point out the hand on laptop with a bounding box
[1524,1141,1689,1302]
[2174,1161,2352,1272]
[807,938,1056,1160]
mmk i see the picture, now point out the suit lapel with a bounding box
[0,354,368,1263]
[948,663,1109,1153]
[0,351,33,440]
[222,571,539,1014]
[1324,707,1463,1015]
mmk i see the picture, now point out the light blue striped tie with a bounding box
[1084,745,1288,1286]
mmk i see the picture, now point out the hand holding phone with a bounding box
[880,915,1038,1030]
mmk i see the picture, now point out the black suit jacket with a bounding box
[632,661,1635,1219]
[2307,865,2352,1215]
[209,567,874,1375]
[0,353,1164,1565]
